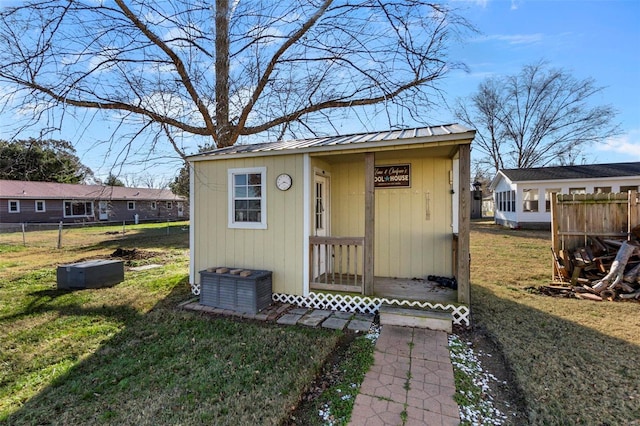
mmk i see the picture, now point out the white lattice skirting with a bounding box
[189,284,469,326]
[273,292,470,326]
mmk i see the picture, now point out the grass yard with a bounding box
[0,222,341,425]
[470,220,640,424]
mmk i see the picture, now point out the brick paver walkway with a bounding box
[349,325,460,426]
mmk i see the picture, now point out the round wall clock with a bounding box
[276,173,292,191]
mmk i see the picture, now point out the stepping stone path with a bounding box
[179,299,374,331]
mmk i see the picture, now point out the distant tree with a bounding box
[104,173,125,187]
[455,61,619,174]
[0,139,93,183]
[169,163,190,198]
[0,0,474,165]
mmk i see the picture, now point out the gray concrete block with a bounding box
[322,317,348,330]
[276,313,303,325]
[347,319,372,332]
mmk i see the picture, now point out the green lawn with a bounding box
[0,222,342,425]
[470,220,640,424]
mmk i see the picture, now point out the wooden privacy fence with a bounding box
[551,191,639,279]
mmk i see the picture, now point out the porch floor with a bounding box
[373,277,457,304]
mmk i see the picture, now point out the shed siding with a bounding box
[330,154,453,278]
[192,155,304,295]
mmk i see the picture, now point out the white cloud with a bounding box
[477,33,544,45]
[598,131,640,160]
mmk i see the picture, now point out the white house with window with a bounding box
[489,162,640,229]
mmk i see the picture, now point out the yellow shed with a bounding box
[188,125,474,325]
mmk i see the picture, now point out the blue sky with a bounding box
[437,0,640,165]
[1,0,639,183]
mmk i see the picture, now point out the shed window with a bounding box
[35,200,46,212]
[127,201,136,210]
[8,200,20,213]
[594,186,611,194]
[64,201,94,217]
[228,167,267,229]
[166,201,173,209]
[150,201,157,210]
[569,188,586,195]
[620,185,639,193]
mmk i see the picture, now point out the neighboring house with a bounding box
[187,125,475,317]
[0,180,187,224]
[489,162,640,229]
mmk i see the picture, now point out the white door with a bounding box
[314,174,330,275]
[98,201,109,220]
[177,202,184,218]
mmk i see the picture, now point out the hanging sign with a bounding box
[374,164,411,188]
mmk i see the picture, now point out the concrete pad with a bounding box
[347,319,372,332]
[276,313,302,325]
[306,309,332,319]
[379,305,452,333]
[288,307,309,315]
[354,313,375,321]
[298,314,326,327]
[322,317,348,330]
[332,311,353,320]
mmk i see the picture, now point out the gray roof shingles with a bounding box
[0,180,183,201]
[501,162,640,182]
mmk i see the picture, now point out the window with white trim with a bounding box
[166,201,172,209]
[522,189,539,212]
[545,188,561,212]
[35,200,46,212]
[150,201,157,210]
[8,200,20,213]
[228,167,266,229]
[64,201,94,217]
[127,201,136,210]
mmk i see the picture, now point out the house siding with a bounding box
[192,155,305,295]
[493,173,640,228]
[328,153,453,278]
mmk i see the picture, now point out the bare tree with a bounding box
[455,61,619,174]
[0,0,473,161]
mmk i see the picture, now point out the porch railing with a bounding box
[309,236,365,293]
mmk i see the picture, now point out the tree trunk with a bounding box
[591,241,639,293]
[215,0,231,147]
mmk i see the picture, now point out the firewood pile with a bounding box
[548,224,640,302]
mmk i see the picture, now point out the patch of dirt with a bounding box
[454,323,530,425]
[110,248,157,260]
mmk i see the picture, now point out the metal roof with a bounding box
[0,180,184,201]
[499,162,640,182]
[189,124,474,160]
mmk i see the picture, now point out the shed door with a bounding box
[314,175,329,236]
[314,174,330,275]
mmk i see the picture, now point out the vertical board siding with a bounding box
[193,155,304,295]
[552,191,639,252]
[330,154,452,279]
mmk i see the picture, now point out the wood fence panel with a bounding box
[552,191,639,279]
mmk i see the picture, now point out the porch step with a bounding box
[379,304,452,333]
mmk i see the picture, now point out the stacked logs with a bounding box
[549,224,640,301]
[585,240,640,300]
